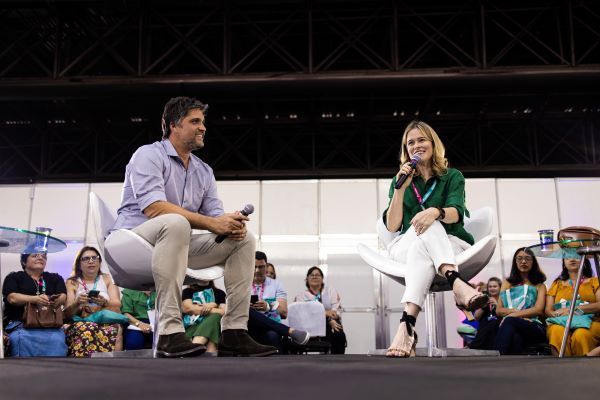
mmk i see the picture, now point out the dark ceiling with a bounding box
[0,0,599,183]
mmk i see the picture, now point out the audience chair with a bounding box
[358,207,499,357]
[89,192,225,357]
[286,301,331,354]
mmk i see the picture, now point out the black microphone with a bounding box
[394,153,421,189]
[215,204,255,243]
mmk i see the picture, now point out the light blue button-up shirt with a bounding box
[111,139,224,231]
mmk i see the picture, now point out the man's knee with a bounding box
[161,214,191,239]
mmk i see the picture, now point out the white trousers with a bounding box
[388,221,470,309]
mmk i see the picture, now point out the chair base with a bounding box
[368,347,499,357]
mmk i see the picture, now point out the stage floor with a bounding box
[0,355,595,400]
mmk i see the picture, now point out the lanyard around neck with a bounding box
[411,179,437,210]
[81,276,99,292]
[252,282,265,299]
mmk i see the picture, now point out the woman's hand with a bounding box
[395,162,416,190]
[552,308,569,317]
[90,296,108,307]
[325,310,338,320]
[139,322,152,333]
[34,294,51,306]
[329,319,343,333]
[488,297,497,306]
[410,207,439,236]
[76,293,89,306]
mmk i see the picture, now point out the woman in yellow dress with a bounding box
[545,258,600,356]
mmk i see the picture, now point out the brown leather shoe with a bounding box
[218,329,278,357]
[156,332,206,358]
[453,279,489,312]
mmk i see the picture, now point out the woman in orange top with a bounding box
[545,258,600,356]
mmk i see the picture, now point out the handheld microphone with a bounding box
[394,154,421,190]
[215,204,254,243]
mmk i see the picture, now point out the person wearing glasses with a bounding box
[382,120,487,357]
[294,266,347,354]
[545,258,600,356]
[2,252,68,356]
[494,248,548,355]
[63,246,124,357]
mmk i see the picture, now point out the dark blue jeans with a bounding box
[494,317,546,355]
[247,308,289,351]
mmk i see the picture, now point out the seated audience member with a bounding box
[64,246,125,357]
[121,289,155,350]
[248,251,288,347]
[266,263,277,279]
[294,266,347,354]
[545,258,600,356]
[2,252,68,357]
[494,248,547,355]
[468,277,502,350]
[181,281,225,353]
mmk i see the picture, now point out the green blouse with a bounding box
[382,168,474,245]
[120,288,156,320]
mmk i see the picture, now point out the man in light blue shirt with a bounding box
[109,96,277,358]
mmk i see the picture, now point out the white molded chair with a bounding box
[287,302,326,337]
[89,192,225,290]
[357,207,498,357]
[88,192,225,357]
[287,302,331,354]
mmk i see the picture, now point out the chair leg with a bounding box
[152,296,160,358]
[424,292,438,357]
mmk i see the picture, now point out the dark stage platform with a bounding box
[0,355,596,400]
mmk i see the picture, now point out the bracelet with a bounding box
[435,207,445,221]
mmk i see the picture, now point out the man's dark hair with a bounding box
[255,251,267,262]
[161,96,208,139]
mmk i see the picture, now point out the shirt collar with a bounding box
[162,139,199,171]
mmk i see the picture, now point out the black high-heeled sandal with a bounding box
[386,312,418,358]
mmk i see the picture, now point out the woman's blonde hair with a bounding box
[400,120,448,177]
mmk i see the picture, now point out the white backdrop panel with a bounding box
[258,241,320,302]
[327,255,375,308]
[0,185,33,229]
[320,180,378,234]
[556,178,600,229]
[216,181,260,235]
[496,179,559,236]
[261,180,318,235]
[30,183,89,240]
[342,313,376,354]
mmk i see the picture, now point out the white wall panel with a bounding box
[377,178,392,217]
[259,242,320,301]
[320,180,378,234]
[556,178,600,229]
[30,183,89,240]
[261,180,318,235]
[496,179,559,236]
[0,185,33,229]
[216,181,261,235]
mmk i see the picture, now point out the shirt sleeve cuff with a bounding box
[137,191,167,212]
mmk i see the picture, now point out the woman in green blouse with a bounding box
[383,120,488,357]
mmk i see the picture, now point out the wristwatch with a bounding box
[436,207,445,221]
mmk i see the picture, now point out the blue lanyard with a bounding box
[411,179,437,210]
